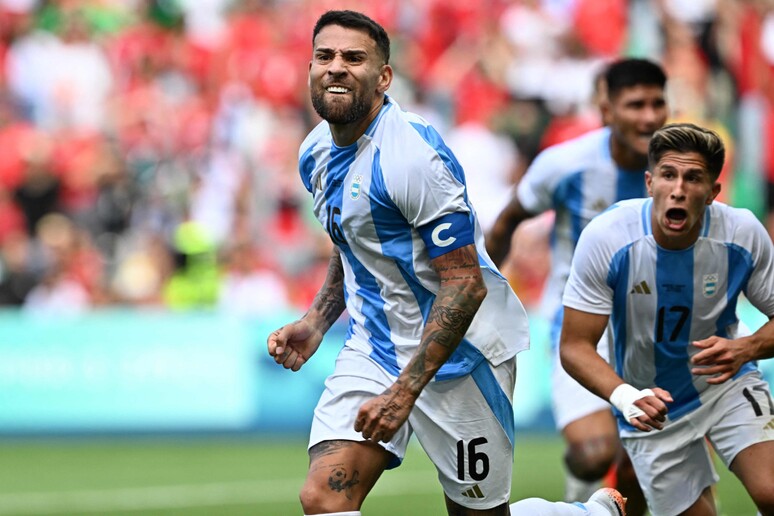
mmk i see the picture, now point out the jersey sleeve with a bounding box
[562,214,616,315]
[382,136,474,257]
[516,147,561,214]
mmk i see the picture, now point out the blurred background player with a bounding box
[486,58,669,513]
[560,122,774,515]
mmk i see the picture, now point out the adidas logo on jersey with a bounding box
[630,280,651,295]
[764,419,774,432]
[461,484,485,499]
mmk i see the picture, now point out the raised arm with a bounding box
[560,306,672,432]
[485,194,536,267]
[267,249,346,371]
[355,243,486,442]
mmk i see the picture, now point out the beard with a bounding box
[311,88,371,125]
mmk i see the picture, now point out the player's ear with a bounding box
[707,181,721,205]
[600,97,613,126]
[645,171,653,196]
[377,63,393,93]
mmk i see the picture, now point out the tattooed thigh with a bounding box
[307,440,390,500]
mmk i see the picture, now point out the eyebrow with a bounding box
[658,164,708,175]
[314,47,369,58]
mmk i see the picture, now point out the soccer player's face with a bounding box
[309,24,390,126]
[646,151,721,250]
[607,85,668,158]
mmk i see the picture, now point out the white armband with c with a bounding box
[609,384,654,421]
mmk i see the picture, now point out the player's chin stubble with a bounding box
[311,90,370,125]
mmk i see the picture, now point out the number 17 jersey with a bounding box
[563,198,774,426]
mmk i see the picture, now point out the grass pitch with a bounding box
[0,434,755,515]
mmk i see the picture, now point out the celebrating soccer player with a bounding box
[560,123,774,515]
[268,9,627,516]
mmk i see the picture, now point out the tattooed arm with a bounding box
[355,243,486,442]
[267,249,346,371]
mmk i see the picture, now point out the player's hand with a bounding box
[354,384,416,443]
[611,383,672,432]
[628,387,672,432]
[266,320,323,372]
[690,336,750,384]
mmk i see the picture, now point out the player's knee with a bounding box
[299,480,356,514]
[565,438,617,481]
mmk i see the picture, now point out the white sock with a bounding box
[509,499,589,515]
[304,512,361,516]
[510,497,623,515]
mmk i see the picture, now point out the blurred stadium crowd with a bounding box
[0,0,772,315]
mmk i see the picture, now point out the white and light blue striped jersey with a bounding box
[299,96,529,380]
[564,198,774,428]
[517,127,648,330]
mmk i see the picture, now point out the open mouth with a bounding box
[665,208,687,230]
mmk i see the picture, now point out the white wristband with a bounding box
[609,384,654,421]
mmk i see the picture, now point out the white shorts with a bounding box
[621,371,774,516]
[309,345,517,509]
[550,326,613,430]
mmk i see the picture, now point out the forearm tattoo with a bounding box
[402,245,484,392]
[310,251,346,328]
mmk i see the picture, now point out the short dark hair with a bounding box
[648,123,725,181]
[312,10,390,64]
[605,58,666,99]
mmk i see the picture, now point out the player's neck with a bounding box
[610,142,648,172]
[329,97,385,147]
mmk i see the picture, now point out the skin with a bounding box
[562,149,774,514]
[308,24,392,147]
[269,23,497,515]
[603,84,668,171]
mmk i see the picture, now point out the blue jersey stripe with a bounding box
[608,245,632,379]
[409,121,481,236]
[553,172,584,244]
[326,145,400,375]
[299,141,318,193]
[654,247,700,419]
[615,168,647,201]
[470,357,515,447]
[409,122,467,187]
[702,207,711,237]
[370,151,435,323]
[726,243,757,379]
[641,199,652,235]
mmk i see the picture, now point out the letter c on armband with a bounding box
[431,223,457,247]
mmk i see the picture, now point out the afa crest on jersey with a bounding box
[350,175,363,200]
[702,273,718,298]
